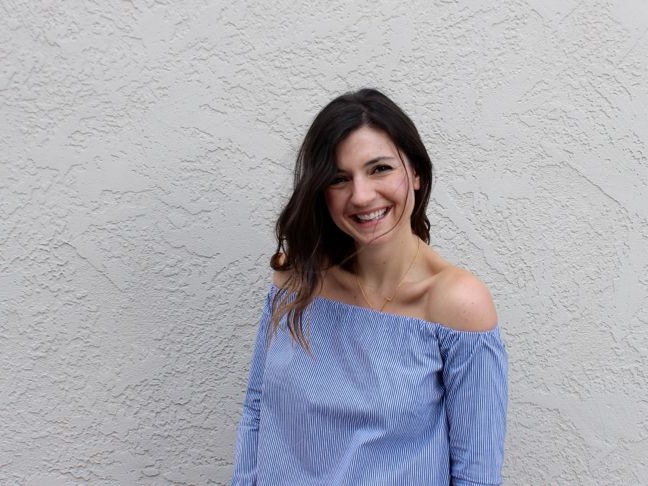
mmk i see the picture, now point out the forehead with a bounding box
[335,126,399,168]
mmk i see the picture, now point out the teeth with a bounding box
[356,209,387,222]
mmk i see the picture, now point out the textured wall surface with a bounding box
[1,1,647,484]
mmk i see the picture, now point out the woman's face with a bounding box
[324,126,419,247]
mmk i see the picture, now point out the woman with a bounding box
[231,89,507,486]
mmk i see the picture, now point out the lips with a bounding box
[352,207,390,223]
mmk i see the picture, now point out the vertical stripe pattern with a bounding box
[231,286,507,486]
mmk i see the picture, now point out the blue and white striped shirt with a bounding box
[232,286,507,485]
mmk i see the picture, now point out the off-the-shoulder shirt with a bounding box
[231,285,507,486]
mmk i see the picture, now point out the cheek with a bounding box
[324,190,341,216]
[389,174,411,198]
[324,189,333,208]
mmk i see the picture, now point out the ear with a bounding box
[413,170,421,191]
[402,151,420,191]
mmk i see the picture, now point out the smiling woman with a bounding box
[325,126,420,247]
[231,89,508,486]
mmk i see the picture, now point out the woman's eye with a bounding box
[373,164,393,174]
[330,175,348,185]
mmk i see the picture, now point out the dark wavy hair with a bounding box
[270,88,433,349]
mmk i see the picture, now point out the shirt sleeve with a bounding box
[437,325,508,486]
[230,288,275,486]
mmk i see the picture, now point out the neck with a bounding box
[354,233,420,293]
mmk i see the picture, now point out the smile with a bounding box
[353,207,390,223]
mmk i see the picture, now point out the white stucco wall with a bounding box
[1,1,647,484]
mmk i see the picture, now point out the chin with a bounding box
[352,229,397,248]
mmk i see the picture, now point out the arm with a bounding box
[439,326,508,486]
[432,269,508,485]
[230,288,274,486]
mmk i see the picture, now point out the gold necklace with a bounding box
[355,238,420,312]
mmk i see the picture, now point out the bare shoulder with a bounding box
[271,253,292,288]
[272,270,292,287]
[427,266,497,332]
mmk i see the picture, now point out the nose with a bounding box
[350,176,374,207]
